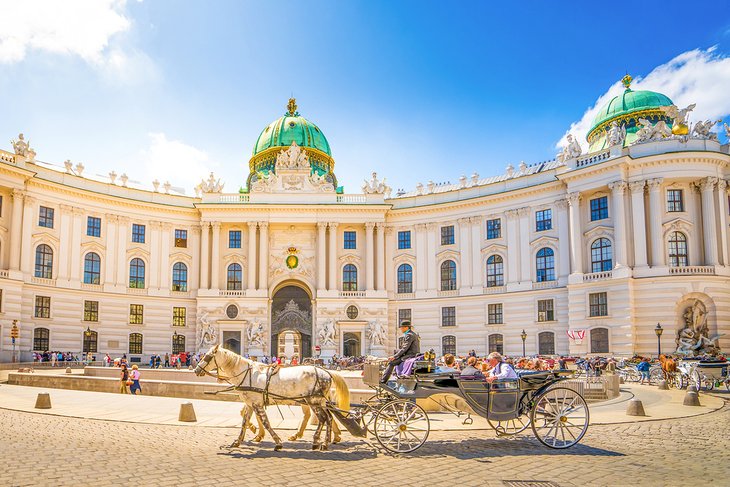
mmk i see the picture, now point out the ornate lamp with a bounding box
[654,323,663,357]
[521,330,527,357]
[84,326,92,337]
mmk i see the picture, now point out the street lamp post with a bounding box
[11,320,19,363]
[521,329,527,357]
[654,323,663,357]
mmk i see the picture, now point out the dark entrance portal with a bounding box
[271,285,312,358]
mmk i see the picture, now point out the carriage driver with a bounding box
[485,352,518,383]
[380,321,420,383]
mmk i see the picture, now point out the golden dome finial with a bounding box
[621,74,633,90]
[287,97,298,116]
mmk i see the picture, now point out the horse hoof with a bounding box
[274,444,283,451]
[230,442,241,448]
[288,435,298,441]
[333,437,341,444]
[319,445,328,451]
[253,435,264,442]
[311,444,320,451]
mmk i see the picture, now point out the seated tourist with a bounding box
[460,356,484,378]
[437,354,458,373]
[485,352,518,383]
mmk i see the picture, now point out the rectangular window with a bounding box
[229,230,241,249]
[132,224,145,243]
[535,209,552,231]
[175,229,188,248]
[398,309,411,325]
[487,304,503,324]
[537,299,554,322]
[344,231,356,249]
[0,195,3,217]
[83,300,99,322]
[441,225,455,245]
[486,218,501,239]
[128,334,143,354]
[87,216,101,237]
[39,206,54,228]
[589,292,608,317]
[397,231,411,249]
[173,307,186,327]
[129,304,144,324]
[667,189,684,212]
[35,296,51,318]
[590,196,609,221]
[441,306,456,327]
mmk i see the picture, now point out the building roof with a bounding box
[252,98,331,157]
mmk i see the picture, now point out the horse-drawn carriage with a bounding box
[677,359,729,391]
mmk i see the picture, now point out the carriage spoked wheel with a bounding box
[530,387,589,449]
[487,415,531,436]
[373,399,430,453]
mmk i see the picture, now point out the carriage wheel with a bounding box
[487,415,531,436]
[677,373,686,389]
[373,399,429,453]
[530,387,589,449]
[704,378,715,391]
[650,368,663,384]
[725,379,730,392]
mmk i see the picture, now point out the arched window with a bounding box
[590,238,613,273]
[129,258,145,289]
[172,334,186,354]
[536,247,555,282]
[83,330,98,353]
[172,262,188,292]
[343,264,358,291]
[486,255,504,287]
[668,231,688,267]
[34,244,53,279]
[397,264,413,294]
[488,334,504,354]
[227,263,242,290]
[33,328,50,351]
[538,331,555,355]
[440,260,457,291]
[442,335,456,356]
[590,328,609,354]
[83,252,101,285]
[129,333,143,354]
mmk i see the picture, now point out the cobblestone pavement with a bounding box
[1,399,728,487]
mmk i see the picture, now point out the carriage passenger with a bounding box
[485,352,518,383]
[460,356,484,378]
[436,354,458,373]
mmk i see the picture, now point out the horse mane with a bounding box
[219,347,268,374]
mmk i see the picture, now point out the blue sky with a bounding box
[1,0,730,194]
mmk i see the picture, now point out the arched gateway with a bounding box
[270,284,313,358]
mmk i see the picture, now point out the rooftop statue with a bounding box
[664,103,696,136]
[362,172,391,195]
[11,133,36,162]
[675,299,723,355]
[606,121,626,146]
[724,122,730,139]
[691,119,720,140]
[556,134,582,162]
[197,172,225,194]
[276,141,310,170]
[635,118,672,143]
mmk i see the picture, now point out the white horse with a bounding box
[194,345,350,451]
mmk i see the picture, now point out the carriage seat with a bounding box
[412,359,437,374]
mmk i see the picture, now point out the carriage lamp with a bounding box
[521,330,527,357]
[84,326,92,337]
[655,323,663,357]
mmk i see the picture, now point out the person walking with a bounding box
[164,353,170,368]
[120,364,130,394]
[129,365,142,395]
[637,357,651,385]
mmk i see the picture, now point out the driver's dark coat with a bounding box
[394,330,420,361]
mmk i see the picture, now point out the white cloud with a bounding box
[139,133,217,193]
[560,47,730,150]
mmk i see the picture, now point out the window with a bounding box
[34,244,53,279]
[442,335,456,355]
[227,263,242,290]
[38,206,54,228]
[34,295,50,318]
[33,328,49,351]
[441,306,456,327]
[83,300,99,322]
[83,330,98,353]
[667,189,684,212]
[488,303,503,324]
[440,260,457,291]
[536,247,555,282]
[537,299,554,322]
[486,255,504,287]
[343,231,356,249]
[535,209,552,231]
[589,292,608,317]
[398,309,411,325]
[590,196,609,221]
[129,258,145,288]
[342,264,358,291]
[173,307,186,327]
[129,333,143,354]
[538,332,555,355]
[441,225,455,245]
[129,304,144,325]
[172,334,186,354]
[87,216,101,237]
[397,230,411,249]
[590,328,609,354]
[590,238,613,273]
[229,230,241,249]
[172,262,188,292]
[486,218,501,239]
[668,231,688,267]
[132,223,145,243]
[397,264,413,293]
[488,334,504,354]
[83,252,101,284]
[175,229,187,248]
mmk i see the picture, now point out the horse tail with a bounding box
[329,371,350,411]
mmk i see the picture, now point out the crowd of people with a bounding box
[32,351,97,365]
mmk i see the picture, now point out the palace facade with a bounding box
[1,80,729,362]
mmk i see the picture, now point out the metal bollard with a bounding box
[178,402,197,422]
[35,392,52,409]
[626,398,646,416]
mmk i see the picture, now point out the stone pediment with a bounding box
[583,225,613,240]
[126,245,150,258]
[393,253,416,266]
[170,251,193,264]
[663,217,693,235]
[338,253,361,265]
[529,235,559,249]
[481,243,508,255]
[436,249,460,261]
[80,240,106,255]
[250,142,335,194]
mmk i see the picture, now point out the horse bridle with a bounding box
[195,349,250,384]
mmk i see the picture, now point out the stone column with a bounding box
[458,218,472,289]
[9,189,24,271]
[148,221,161,289]
[470,216,482,288]
[699,177,719,266]
[210,222,221,289]
[57,205,74,282]
[190,225,201,290]
[103,214,118,284]
[629,181,648,268]
[199,222,210,290]
[116,217,130,287]
[517,207,531,282]
[690,184,703,265]
[316,222,327,292]
[69,207,83,282]
[505,210,520,283]
[426,223,438,291]
[415,223,427,292]
[258,222,269,291]
[567,192,583,274]
[375,222,385,291]
[647,178,664,267]
[608,180,628,268]
[716,179,729,266]
[327,223,338,291]
[384,226,395,292]
[19,195,36,275]
[159,223,172,291]
[365,222,375,291]
[556,199,570,278]
[247,222,258,290]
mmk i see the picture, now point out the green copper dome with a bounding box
[252,99,331,156]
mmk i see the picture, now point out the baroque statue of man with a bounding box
[318,319,337,346]
[199,311,218,348]
[367,319,387,347]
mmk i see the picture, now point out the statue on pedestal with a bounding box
[247,320,266,348]
[198,311,218,349]
[367,319,387,347]
[675,299,722,355]
[317,319,337,347]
